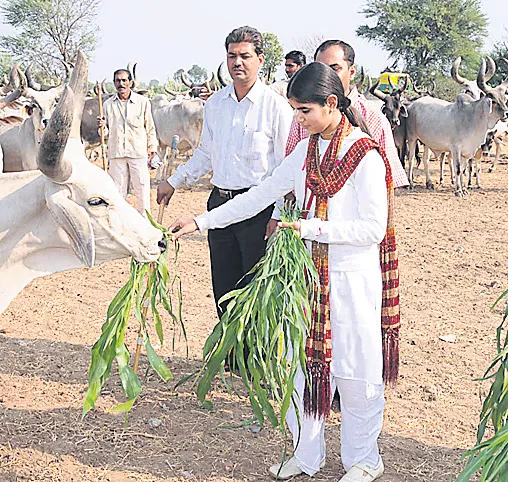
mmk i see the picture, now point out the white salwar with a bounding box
[195,127,388,476]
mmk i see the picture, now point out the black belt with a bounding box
[215,186,250,199]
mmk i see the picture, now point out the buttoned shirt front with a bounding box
[168,80,294,190]
[285,87,409,188]
[103,91,158,159]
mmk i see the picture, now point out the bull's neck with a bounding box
[0,173,83,315]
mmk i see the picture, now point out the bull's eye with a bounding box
[88,197,109,207]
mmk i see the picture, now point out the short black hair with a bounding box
[314,40,355,66]
[225,26,264,56]
[285,50,306,66]
[113,69,132,81]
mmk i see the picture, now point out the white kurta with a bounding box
[196,126,388,385]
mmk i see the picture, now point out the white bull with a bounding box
[151,94,204,160]
[0,51,163,315]
[0,68,63,172]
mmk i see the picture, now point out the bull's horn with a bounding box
[25,63,58,91]
[477,58,493,94]
[355,66,365,90]
[0,66,27,109]
[429,79,437,96]
[37,85,74,182]
[208,71,216,86]
[451,57,467,85]
[164,85,189,96]
[37,51,88,182]
[363,75,372,96]
[370,79,387,100]
[180,70,193,88]
[2,73,8,86]
[133,62,139,88]
[25,63,41,90]
[399,76,408,93]
[485,56,496,81]
[217,62,230,87]
[101,78,108,94]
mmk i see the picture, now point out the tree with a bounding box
[294,34,324,64]
[489,29,508,86]
[0,53,14,79]
[261,32,283,82]
[187,64,208,84]
[0,0,100,81]
[356,0,488,83]
[173,68,185,85]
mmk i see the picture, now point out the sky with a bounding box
[0,0,507,84]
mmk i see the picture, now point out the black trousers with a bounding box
[207,186,274,319]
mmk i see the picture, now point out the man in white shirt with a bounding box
[157,26,293,328]
[98,69,158,214]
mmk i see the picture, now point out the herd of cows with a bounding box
[0,51,508,315]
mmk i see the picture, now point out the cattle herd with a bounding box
[0,51,507,314]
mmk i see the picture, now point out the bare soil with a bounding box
[1,152,508,481]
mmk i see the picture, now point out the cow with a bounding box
[166,70,217,99]
[151,93,204,164]
[0,51,164,315]
[405,59,508,196]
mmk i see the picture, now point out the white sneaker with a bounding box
[340,459,384,481]
[268,456,325,480]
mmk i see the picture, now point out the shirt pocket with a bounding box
[242,130,270,171]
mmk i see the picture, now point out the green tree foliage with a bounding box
[489,30,508,86]
[173,68,185,85]
[262,32,284,82]
[356,0,488,83]
[187,64,208,84]
[0,53,14,80]
[0,0,100,81]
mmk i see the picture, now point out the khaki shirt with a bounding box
[103,91,158,159]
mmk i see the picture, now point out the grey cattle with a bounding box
[406,59,508,196]
[151,94,204,162]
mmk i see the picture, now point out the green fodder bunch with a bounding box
[83,214,184,416]
[194,203,319,432]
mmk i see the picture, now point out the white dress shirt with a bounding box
[168,80,293,190]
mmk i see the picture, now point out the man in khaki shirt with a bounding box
[98,68,158,214]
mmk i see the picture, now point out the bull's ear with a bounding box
[45,184,95,267]
[400,105,408,117]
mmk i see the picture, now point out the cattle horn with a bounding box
[477,58,493,94]
[164,85,189,96]
[217,62,230,87]
[37,51,88,183]
[25,63,59,91]
[0,65,27,109]
[133,63,139,88]
[180,70,193,88]
[363,75,372,97]
[2,73,8,87]
[101,78,108,94]
[485,56,496,81]
[451,57,468,85]
[354,66,365,90]
[370,79,387,100]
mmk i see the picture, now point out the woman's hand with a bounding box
[278,220,301,236]
[169,218,199,240]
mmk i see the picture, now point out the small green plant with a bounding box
[456,290,508,481]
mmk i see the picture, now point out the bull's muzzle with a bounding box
[158,238,167,252]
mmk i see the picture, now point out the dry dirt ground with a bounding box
[1,152,508,482]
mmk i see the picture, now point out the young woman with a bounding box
[169,62,399,482]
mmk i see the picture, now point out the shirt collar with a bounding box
[347,86,360,101]
[223,79,263,104]
[113,91,137,103]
